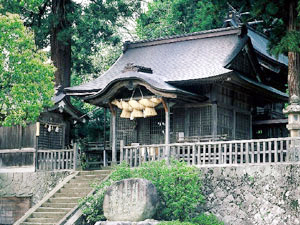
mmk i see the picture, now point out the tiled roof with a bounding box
[83,70,199,101]
[65,26,287,102]
[247,27,288,66]
[65,27,242,94]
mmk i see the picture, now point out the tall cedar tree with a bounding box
[0,0,141,87]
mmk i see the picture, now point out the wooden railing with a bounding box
[0,148,36,171]
[0,145,78,172]
[120,137,300,167]
[82,141,111,168]
[36,149,76,171]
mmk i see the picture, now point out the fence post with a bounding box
[73,143,78,171]
[35,148,39,171]
[192,144,196,165]
[33,150,36,172]
[120,140,124,163]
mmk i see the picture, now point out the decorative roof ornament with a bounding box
[122,63,153,74]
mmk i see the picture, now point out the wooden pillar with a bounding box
[249,114,252,139]
[73,143,78,170]
[233,109,236,140]
[184,107,190,137]
[109,103,117,165]
[212,104,218,138]
[162,99,170,161]
[103,108,106,147]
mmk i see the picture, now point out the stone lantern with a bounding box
[283,95,300,137]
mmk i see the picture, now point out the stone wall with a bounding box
[199,164,300,225]
[0,171,71,204]
[0,171,71,224]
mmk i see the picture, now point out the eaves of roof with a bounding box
[83,71,205,102]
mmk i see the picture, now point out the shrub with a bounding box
[159,221,195,225]
[80,160,204,223]
[191,213,224,225]
[132,160,204,221]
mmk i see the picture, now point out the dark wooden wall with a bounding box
[0,124,36,150]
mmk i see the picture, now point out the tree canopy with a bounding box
[137,0,300,100]
[136,0,226,40]
[0,0,141,87]
[0,13,55,126]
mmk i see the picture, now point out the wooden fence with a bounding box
[82,141,111,169]
[0,125,36,149]
[120,137,300,167]
[0,146,78,172]
[36,149,76,171]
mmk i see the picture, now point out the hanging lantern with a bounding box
[150,97,162,106]
[111,99,122,109]
[144,107,157,117]
[139,98,156,108]
[120,109,131,118]
[129,99,144,110]
[121,100,133,112]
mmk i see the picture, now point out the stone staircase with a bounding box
[15,170,111,225]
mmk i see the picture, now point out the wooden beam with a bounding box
[108,103,116,116]
[212,104,218,138]
[109,103,117,164]
[163,99,170,162]
[162,98,169,113]
[88,80,177,105]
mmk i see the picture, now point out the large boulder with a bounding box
[103,178,159,222]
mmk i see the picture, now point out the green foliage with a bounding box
[0,13,54,126]
[80,160,204,224]
[132,160,204,221]
[159,221,194,225]
[136,0,225,40]
[191,213,224,225]
[158,214,224,225]
[0,0,141,77]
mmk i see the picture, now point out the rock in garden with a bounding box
[103,178,159,221]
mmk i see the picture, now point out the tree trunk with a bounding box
[50,0,72,88]
[288,0,300,101]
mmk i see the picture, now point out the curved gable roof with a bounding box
[66,27,243,95]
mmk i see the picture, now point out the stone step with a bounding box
[35,207,71,213]
[63,181,92,188]
[41,202,77,208]
[25,217,58,223]
[30,212,66,219]
[48,197,81,204]
[72,176,105,182]
[54,190,91,198]
[21,222,55,225]
[60,187,92,192]
[78,170,111,175]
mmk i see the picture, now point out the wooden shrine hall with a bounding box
[65,25,288,163]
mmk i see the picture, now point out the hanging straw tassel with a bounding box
[129,99,145,110]
[111,99,122,109]
[150,97,162,107]
[120,109,131,118]
[131,109,144,119]
[144,107,157,117]
[139,98,156,108]
[121,100,133,111]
